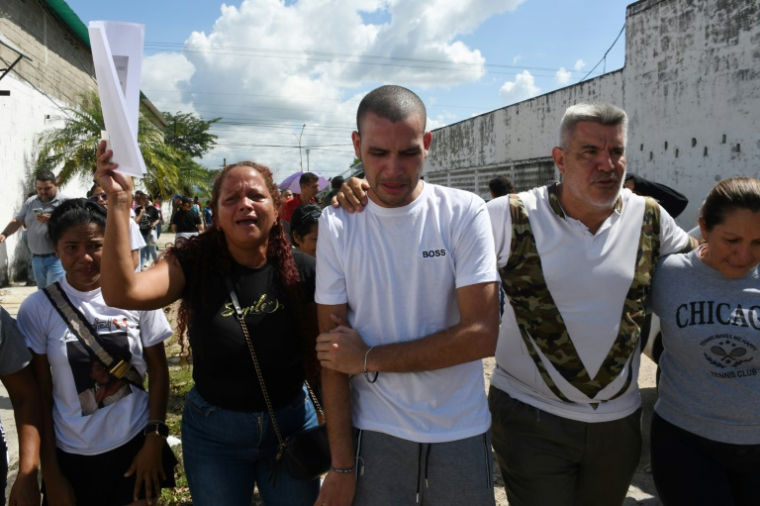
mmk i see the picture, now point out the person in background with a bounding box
[0,170,68,289]
[289,204,320,258]
[488,175,515,200]
[172,197,204,243]
[169,194,183,226]
[95,145,322,506]
[649,177,760,506]
[281,189,293,201]
[89,183,144,272]
[321,176,344,210]
[191,197,202,217]
[153,197,164,240]
[282,173,320,223]
[134,192,160,270]
[0,305,43,506]
[17,199,176,506]
[625,173,689,218]
[203,200,214,229]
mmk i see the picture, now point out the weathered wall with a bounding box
[0,0,94,285]
[425,72,625,199]
[425,0,760,227]
[0,0,97,103]
[622,0,760,224]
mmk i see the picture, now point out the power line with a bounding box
[145,88,493,111]
[144,41,601,78]
[579,24,625,83]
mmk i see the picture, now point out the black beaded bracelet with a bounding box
[364,346,379,383]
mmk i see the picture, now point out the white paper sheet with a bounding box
[89,21,146,177]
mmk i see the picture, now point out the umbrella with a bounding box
[279,171,331,193]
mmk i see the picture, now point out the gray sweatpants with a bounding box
[352,429,496,506]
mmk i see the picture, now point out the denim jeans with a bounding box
[31,254,64,290]
[181,386,320,506]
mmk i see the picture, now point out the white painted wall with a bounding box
[0,75,90,284]
[425,0,760,229]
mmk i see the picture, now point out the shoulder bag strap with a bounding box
[223,278,326,447]
[225,276,287,459]
[42,282,145,389]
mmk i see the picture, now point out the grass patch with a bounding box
[160,364,194,505]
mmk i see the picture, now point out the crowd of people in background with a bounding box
[0,84,757,506]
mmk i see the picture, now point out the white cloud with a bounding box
[512,54,522,65]
[554,67,572,85]
[140,0,525,179]
[574,59,586,72]
[499,70,540,105]
[141,53,196,114]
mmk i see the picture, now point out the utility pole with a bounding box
[294,124,306,171]
[306,149,310,171]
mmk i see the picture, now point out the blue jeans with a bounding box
[182,386,320,506]
[31,254,64,290]
[140,231,158,269]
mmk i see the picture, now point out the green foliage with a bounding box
[161,364,194,505]
[163,112,220,159]
[36,91,214,200]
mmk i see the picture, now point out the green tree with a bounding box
[163,112,220,159]
[36,91,212,199]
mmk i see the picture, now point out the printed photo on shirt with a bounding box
[69,317,136,416]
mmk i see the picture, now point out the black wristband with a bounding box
[144,421,169,438]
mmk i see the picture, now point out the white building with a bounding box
[424,0,760,228]
[0,0,163,285]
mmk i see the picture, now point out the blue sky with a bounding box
[66,0,632,180]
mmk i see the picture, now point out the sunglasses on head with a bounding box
[89,193,107,202]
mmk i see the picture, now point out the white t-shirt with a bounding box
[316,182,499,443]
[17,277,172,455]
[488,186,691,422]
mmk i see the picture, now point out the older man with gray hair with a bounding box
[486,103,697,506]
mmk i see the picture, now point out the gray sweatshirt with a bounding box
[650,247,760,444]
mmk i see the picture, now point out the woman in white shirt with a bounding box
[17,199,176,506]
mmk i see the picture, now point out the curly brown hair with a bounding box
[169,162,319,383]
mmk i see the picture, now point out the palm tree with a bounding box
[37,91,210,199]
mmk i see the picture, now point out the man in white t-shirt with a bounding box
[486,103,697,506]
[314,85,500,506]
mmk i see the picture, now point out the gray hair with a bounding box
[559,103,628,150]
[356,85,426,134]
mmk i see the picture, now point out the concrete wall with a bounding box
[424,0,760,227]
[622,0,760,224]
[425,71,625,199]
[0,0,97,103]
[0,0,95,285]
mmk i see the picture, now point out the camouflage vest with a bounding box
[499,185,661,406]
